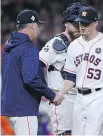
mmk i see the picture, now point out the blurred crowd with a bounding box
[1,0,103,49]
[1,0,65,49]
[1,0,103,135]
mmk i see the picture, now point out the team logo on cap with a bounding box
[31,16,35,21]
[95,48,101,54]
[82,11,87,17]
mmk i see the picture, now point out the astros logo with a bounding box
[82,11,87,16]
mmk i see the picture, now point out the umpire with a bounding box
[1,9,60,135]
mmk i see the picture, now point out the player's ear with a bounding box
[27,23,32,29]
[27,23,34,30]
[95,21,98,27]
[64,22,68,27]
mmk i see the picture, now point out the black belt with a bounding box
[78,88,101,95]
[58,130,71,135]
[48,65,59,72]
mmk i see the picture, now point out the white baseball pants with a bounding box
[8,116,38,135]
[72,90,103,135]
[46,93,76,135]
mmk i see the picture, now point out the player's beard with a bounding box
[69,31,81,41]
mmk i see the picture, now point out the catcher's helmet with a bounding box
[63,2,85,24]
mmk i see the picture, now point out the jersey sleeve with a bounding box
[39,41,56,66]
[63,44,76,83]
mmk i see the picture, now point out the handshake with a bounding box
[50,91,64,106]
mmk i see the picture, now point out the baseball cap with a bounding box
[16,9,45,25]
[63,2,81,22]
[76,6,98,23]
[63,2,86,26]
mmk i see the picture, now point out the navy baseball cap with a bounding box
[76,6,98,23]
[63,2,83,23]
[62,2,86,27]
[16,9,45,25]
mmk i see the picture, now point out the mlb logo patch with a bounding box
[31,16,35,21]
[95,48,101,54]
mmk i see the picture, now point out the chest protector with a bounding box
[53,33,70,53]
[48,34,70,76]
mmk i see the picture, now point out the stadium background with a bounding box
[1,0,103,135]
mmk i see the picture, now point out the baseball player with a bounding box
[39,3,84,135]
[60,6,103,135]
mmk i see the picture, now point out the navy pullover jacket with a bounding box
[1,32,55,116]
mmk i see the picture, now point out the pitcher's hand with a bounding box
[51,92,63,106]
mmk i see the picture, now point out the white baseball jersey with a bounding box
[39,36,76,94]
[64,32,103,89]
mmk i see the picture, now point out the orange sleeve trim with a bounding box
[39,57,48,67]
[63,68,76,74]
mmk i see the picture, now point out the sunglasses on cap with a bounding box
[79,22,91,27]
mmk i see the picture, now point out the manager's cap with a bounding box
[76,6,98,23]
[16,9,45,25]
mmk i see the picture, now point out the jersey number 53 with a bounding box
[87,68,101,80]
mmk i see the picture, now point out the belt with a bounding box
[78,88,101,95]
[58,130,71,135]
[48,65,60,72]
